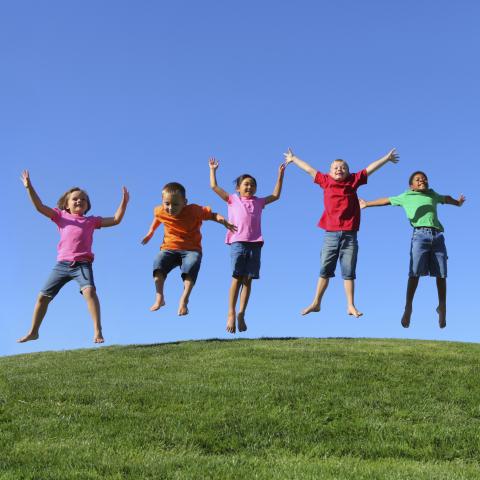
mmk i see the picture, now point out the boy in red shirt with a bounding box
[284,148,399,317]
[141,182,236,315]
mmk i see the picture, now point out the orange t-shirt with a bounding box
[153,204,213,252]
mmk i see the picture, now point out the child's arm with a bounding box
[209,158,229,202]
[444,194,466,207]
[359,197,391,209]
[101,187,130,227]
[141,217,161,245]
[264,163,286,205]
[283,148,317,178]
[365,148,399,176]
[21,170,56,219]
[210,212,237,232]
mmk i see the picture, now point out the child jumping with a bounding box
[18,170,129,344]
[284,147,399,317]
[141,182,236,315]
[209,158,285,334]
[360,170,465,328]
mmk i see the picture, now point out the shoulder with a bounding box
[314,171,329,186]
[227,193,238,205]
[154,205,164,217]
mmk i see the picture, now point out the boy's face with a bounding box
[67,190,88,215]
[410,173,429,192]
[329,161,349,181]
[162,192,187,216]
[237,177,257,198]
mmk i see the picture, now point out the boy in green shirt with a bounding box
[360,171,465,328]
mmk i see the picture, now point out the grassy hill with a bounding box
[1,338,480,479]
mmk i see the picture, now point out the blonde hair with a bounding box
[57,188,91,214]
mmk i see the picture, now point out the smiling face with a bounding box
[162,191,186,216]
[329,160,349,181]
[66,190,89,216]
[409,172,429,192]
[236,177,257,198]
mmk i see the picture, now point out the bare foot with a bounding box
[150,294,166,312]
[94,334,105,343]
[178,301,189,316]
[437,306,446,329]
[17,332,39,343]
[347,305,363,318]
[401,306,412,328]
[226,311,236,333]
[301,304,320,316]
[237,312,247,332]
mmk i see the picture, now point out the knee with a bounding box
[37,294,52,305]
[82,287,97,300]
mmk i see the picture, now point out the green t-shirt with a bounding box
[389,189,445,231]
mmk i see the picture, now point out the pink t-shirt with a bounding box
[51,208,103,262]
[226,194,266,244]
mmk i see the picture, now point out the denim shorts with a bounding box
[153,250,202,283]
[40,261,95,298]
[409,227,447,278]
[319,231,358,280]
[231,242,262,279]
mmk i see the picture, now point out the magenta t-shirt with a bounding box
[51,208,103,262]
[314,169,368,231]
[225,194,266,244]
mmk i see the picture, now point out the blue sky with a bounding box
[1,0,479,356]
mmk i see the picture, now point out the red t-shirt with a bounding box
[314,169,368,231]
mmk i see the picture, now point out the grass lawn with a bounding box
[1,338,480,479]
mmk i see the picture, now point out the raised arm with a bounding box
[21,170,56,219]
[444,194,466,207]
[141,217,161,245]
[101,186,130,228]
[359,197,391,209]
[264,163,286,205]
[365,148,399,176]
[210,212,237,232]
[209,158,229,202]
[283,148,317,178]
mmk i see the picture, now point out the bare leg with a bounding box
[302,277,329,315]
[150,271,166,311]
[344,279,363,317]
[227,277,242,333]
[401,277,419,328]
[17,294,52,343]
[83,287,104,343]
[436,277,447,328]
[237,278,252,332]
[178,276,194,316]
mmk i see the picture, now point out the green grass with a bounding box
[2,338,480,479]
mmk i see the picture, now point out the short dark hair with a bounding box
[162,182,186,198]
[409,171,428,185]
[57,188,91,214]
[234,174,257,189]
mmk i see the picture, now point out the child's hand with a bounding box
[358,198,368,209]
[20,170,31,188]
[141,233,153,245]
[283,148,295,165]
[122,186,130,203]
[458,194,466,206]
[217,215,237,232]
[209,157,219,170]
[387,148,399,163]
[278,163,286,175]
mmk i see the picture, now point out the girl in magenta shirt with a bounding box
[209,158,285,334]
[18,170,129,344]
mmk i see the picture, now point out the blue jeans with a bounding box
[40,261,95,298]
[409,227,447,277]
[319,231,358,280]
[153,250,202,283]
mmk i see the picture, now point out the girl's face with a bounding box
[66,190,89,215]
[410,173,429,192]
[237,177,257,198]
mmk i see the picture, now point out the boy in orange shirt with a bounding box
[142,182,236,315]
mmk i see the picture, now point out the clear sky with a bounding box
[1,0,479,356]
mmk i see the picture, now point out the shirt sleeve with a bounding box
[314,171,328,188]
[50,208,62,225]
[431,190,446,204]
[153,206,164,224]
[93,216,103,229]
[353,169,368,188]
[389,192,405,206]
[201,205,214,220]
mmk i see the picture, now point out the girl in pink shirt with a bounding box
[209,158,285,334]
[17,170,129,344]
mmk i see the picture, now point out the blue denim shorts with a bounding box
[319,231,358,280]
[231,242,262,279]
[153,250,202,283]
[40,261,95,298]
[409,227,448,278]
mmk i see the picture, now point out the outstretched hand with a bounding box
[122,186,130,204]
[387,148,399,163]
[457,194,466,206]
[20,170,31,188]
[283,147,295,165]
[209,157,219,170]
[141,233,153,245]
[217,214,237,232]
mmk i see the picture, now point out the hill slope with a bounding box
[2,338,480,479]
